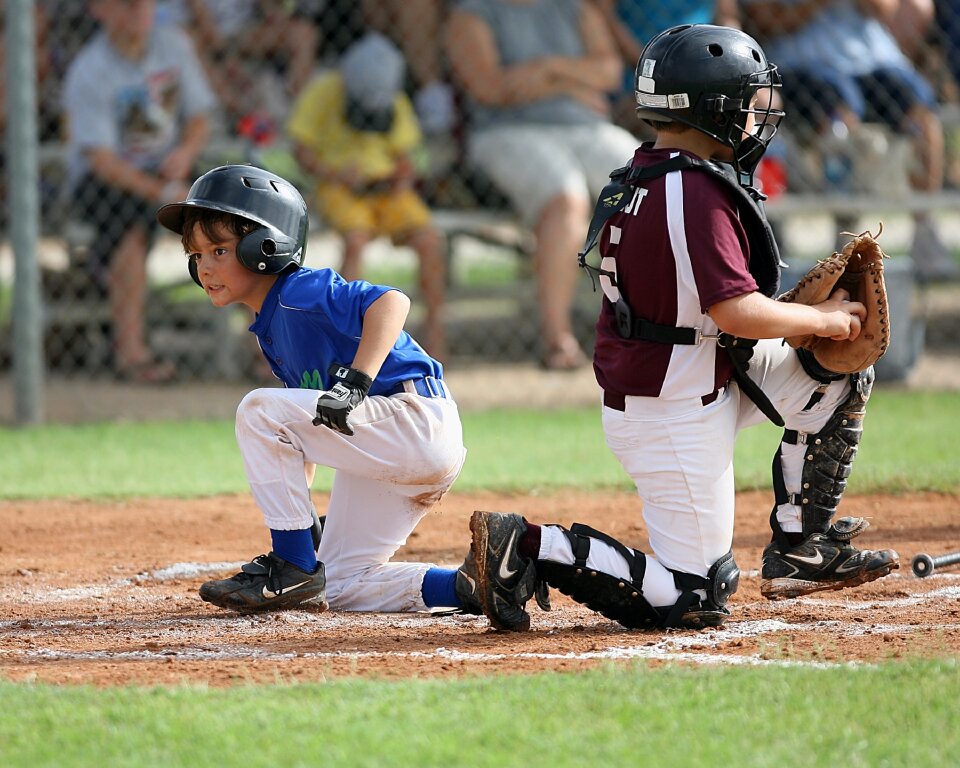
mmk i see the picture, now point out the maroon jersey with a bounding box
[593,146,758,400]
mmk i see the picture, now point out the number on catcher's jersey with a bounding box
[600,188,648,304]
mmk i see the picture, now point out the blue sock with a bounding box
[421,567,460,608]
[270,528,318,574]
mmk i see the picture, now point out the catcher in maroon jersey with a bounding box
[465,24,899,633]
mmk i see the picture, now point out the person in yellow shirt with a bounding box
[288,32,447,360]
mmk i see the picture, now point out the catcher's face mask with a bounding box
[634,24,785,186]
[728,68,785,177]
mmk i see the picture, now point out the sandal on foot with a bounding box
[116,359,178,384]
[540,338,588,371]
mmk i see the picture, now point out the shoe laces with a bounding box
[233,553,281,588]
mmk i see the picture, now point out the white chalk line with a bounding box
[5,614,960,669]
[792,583,960,608]
[3,562,959,670]
[7,562,956,606]
[0,620,857,667]
[0,561,246,604]
[13,620,958,668]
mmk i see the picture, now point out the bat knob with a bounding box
[912,553,935,578]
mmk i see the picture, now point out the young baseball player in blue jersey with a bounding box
[464,25,899,633]
[157,164,482,615]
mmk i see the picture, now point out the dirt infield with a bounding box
[1,490,958,687]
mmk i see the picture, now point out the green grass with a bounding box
[1,389,958,499]
[734,388,960,491]
[2,661,957,768]
[362,255,522,294]
[2,392,959,762]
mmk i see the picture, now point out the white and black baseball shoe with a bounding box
[199,552,328,613]
[456,542,550,618]
[761,518,899,600]
[470,511,540,631]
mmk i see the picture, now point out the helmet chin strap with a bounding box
[736,134,766,173]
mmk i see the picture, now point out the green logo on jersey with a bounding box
[602,191,623,207]
[300,369,323,389]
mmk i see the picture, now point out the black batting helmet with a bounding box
[634,24,784,179]
[157,164,309,286]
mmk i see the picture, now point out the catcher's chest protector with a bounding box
[584,156,782,298]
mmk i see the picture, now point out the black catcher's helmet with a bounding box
[634,24,784,181]
[157,164,309,286]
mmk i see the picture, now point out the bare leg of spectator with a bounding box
[907,104,958,280]
[340,231,371,283]
[108,225,174,382]
[363,0,443,86]
[406,226,447,362]
[362,0,454,134]
[881,0,935,61]
[909,104,945,192]
[534,192,589,370]
[279,15,319,100]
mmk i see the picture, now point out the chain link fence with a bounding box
[2,0,959,407]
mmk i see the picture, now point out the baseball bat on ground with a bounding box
[911,550,960,578]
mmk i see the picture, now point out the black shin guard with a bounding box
[536,524,662,629]
[771,367,874,546]
[536,524,738,629]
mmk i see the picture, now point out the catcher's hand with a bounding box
[778,227,890,374]
[313,365,373,436]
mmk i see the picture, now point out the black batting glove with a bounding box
[312,364,373,436]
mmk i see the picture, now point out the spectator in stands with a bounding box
[743,0,959,282]
[360,0,456,136]
[446,0,639,370]
[62,0,216,382]
[591,0,741,131]
[157,0,318,131]
[287,32,448,361]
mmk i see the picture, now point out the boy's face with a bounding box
[186,223,272,311]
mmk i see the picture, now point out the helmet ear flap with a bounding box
[237,226,304,274]
[188,256,202,287]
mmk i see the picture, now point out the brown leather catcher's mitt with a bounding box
[778,228,890,374]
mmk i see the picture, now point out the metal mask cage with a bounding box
[720,64,785,181]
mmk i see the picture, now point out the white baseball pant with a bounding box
[540,339,851,608]
[234,385,466,612]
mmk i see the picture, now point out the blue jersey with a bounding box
[249,267,443,393]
